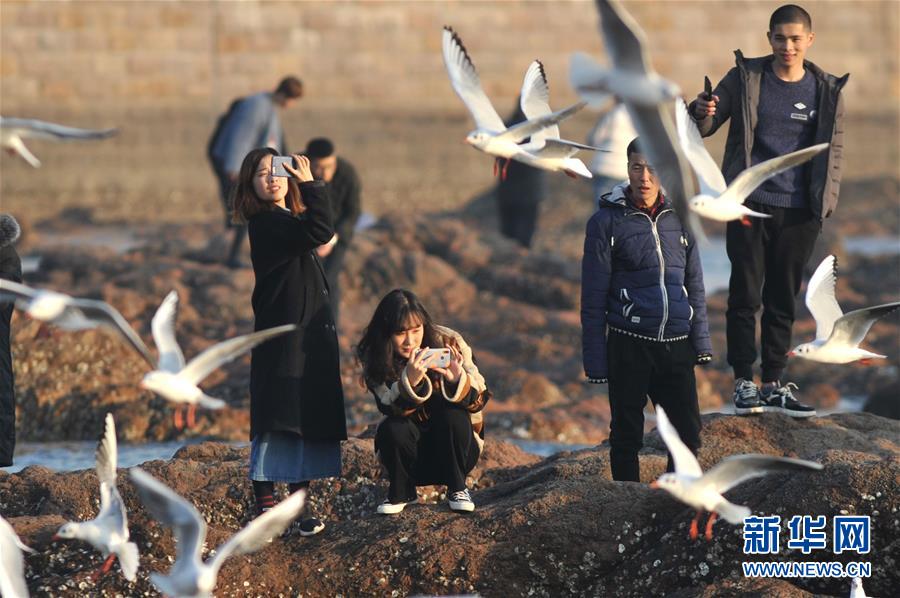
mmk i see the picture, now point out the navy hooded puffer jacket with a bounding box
[581,184,711,380]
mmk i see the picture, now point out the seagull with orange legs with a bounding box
[141,290,296,429]
[650,406,822,540]
[53,414,139,583]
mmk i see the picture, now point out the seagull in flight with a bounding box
[650,406,823,540]
[790,255,900,364]
[141,290,295,429]
[0,279,155,366]
[1,116,117,168]
[570,0,702,239]
[53,414,139,582]
[517,60,611,179]
[1,515,35,598]
[674,100,829,224]
[442,26,587,180]
[129,467,306,598]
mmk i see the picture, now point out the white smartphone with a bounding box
[418,347,452,368]
[271,156,294,178]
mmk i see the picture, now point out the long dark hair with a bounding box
[356,289,443,387]
[231,147,304,223]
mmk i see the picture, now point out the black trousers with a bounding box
[607,331,701,482]
[497,196,539,249]
[374,406,480,503]
[321,242,348,326]
[0,302,14,467]
[726,203,820,382]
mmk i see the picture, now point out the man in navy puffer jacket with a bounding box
[581,138,712,482]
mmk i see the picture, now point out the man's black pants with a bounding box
[607,331,701,482]
[321,242,348,326]
[213,164,248,267]
[375,406,480,503]
[0,303,14,466]
[726,203,821,383]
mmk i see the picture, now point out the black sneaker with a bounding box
[732,378,764,415]
[760,382,816,418]
[284,517,325,538]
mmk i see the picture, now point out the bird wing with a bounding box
[726,143,829,204]
[702,454,823,495]
[830,302,900,348]
[67,297,156,367]
[519,60,559,144]
[596,0,653,75]
[178,324,297,385]
[625,103,703,240]
[5,135,42,168]
[805,255,844,341]
[210,490,306,572]
[441,26,506,133]
[0,117,118,141]
[0,278,39,304]
[654,406,703,477]
[95,413,118,491]
[526,138,583,159]
[674,98,727,196]
[151,290,185,373]
[0,516,34,598]
[129,468,205,564]
[497,101,586,144]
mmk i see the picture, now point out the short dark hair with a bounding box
[626,137,643,160]
[305,137,335,159]
[275,76,304,99]
[769,4,812,31]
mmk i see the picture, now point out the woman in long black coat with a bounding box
[232,147,347,537]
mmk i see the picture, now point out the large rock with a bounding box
[3,413,897,597]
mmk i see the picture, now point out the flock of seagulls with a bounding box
[0,0,891,596]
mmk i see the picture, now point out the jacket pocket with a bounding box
[683,286,694,320]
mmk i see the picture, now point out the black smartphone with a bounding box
[272,156,294,178]
[704,76,713,100]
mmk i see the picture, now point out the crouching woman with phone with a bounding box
[232,148,347,536]
[356,289,490,515]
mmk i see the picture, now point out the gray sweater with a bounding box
[210,92,285,174]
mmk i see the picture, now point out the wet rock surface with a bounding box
[2,413,897,597]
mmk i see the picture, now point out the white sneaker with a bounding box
[376,499,411,515]
[448,489,475,513]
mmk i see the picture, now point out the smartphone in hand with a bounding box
[418,347,452,368]
[272,156,294,178]
[703,76,713,100]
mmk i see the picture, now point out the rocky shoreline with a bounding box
[2,412,897,597]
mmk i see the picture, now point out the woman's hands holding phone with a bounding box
[432,346,463,384]
[404,347,434,388]
[283,154,313,183]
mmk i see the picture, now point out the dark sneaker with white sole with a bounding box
[376,497,415,515]
[283,517,325,538]
[448,489,475,513]
[733,378,764,415]
[760,382,816,418]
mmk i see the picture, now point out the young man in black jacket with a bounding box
[306,137,361,327]
[691,4,848,418]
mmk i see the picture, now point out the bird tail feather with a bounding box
[118,541,140,581]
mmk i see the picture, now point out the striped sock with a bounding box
[253,481,275,515]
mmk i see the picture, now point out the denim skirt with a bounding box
[249,431,342,483]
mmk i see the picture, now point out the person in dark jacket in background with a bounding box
[0,213,22,467]
[581,138,712,483]
[357,289,490,515]
[690,4,848,417]
[495,103,547,248]
[305,137,361,326]
[232,147,347,537]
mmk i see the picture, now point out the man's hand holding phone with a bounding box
[692,75,719,120]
